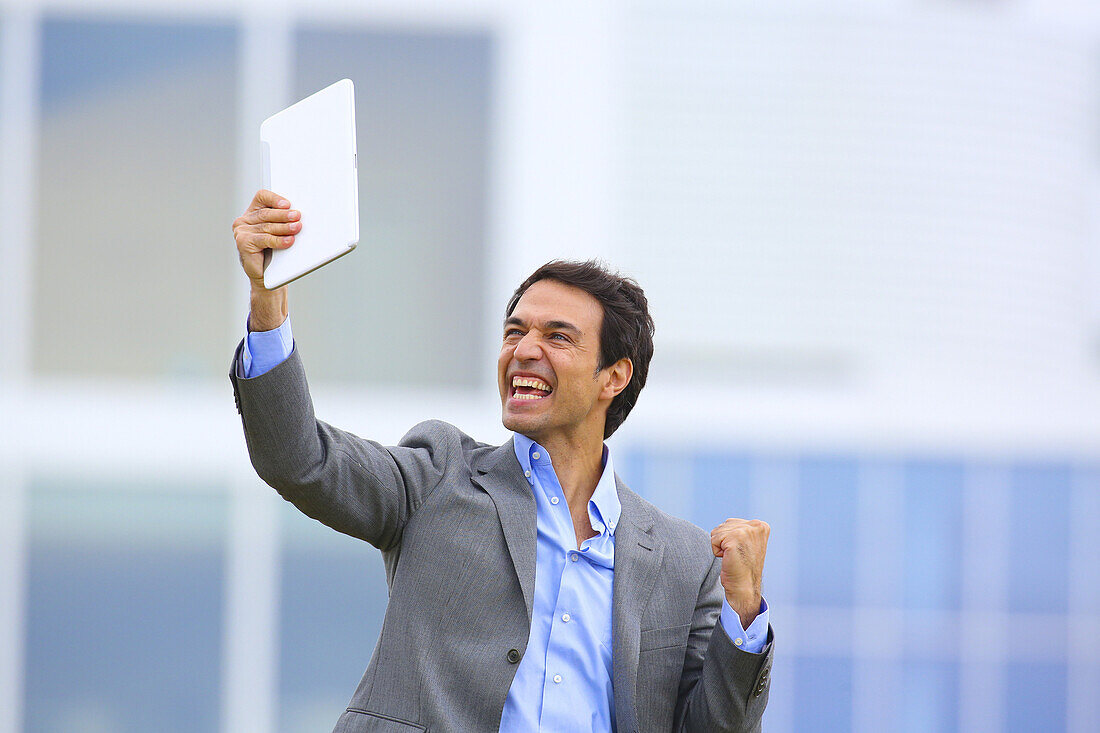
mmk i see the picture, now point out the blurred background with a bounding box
[1,0,1098,731]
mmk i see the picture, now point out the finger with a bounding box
[248,189,290,212]
[255,220,301,236]
[233,220,299,238]
[240,207,301,225]
[711,533,725,557]
[719,534,735,553]
[244,232,295,251]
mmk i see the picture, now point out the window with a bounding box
[288,28,492,387]
[33,19,238,380]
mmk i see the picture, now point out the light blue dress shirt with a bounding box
[241,317,770,730]
[500,434,620,730]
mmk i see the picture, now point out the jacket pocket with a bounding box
[638,622,690,652]
[335,708,427,732]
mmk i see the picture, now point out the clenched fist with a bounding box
[710,518,770,629]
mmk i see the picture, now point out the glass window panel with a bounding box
[902,460,964,611]
[1006,662,1067,733]
[793,656,852,732]
[620,447,697,523]
[278,501,389,733]
[797,456,858,606]
[614,446,648,496]
[1008,462,1071,614]
[24,479,227,733]
[691,451,754,529]
[901,661,958,733]
[290,28,492,387]
[33,19,238,379]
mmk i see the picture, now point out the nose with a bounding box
[513,330,542,362]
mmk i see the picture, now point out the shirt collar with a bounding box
[512,433,622,536]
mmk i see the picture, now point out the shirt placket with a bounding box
[534,455,581,728]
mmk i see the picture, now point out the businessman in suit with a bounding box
[230,190,774,732]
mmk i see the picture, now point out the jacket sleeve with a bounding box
[675,555,774,732]
[229,340,459,550]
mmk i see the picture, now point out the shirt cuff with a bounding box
[242,314,294,378]
[719,596,769,654]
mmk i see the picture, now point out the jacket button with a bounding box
[507,649,521,664]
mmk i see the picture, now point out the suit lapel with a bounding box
[612,479,664,733]
[472,440,537,621]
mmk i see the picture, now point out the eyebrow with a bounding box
[503,316,582,335]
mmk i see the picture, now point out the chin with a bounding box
[501,412,524,433]
[501,410,541,437]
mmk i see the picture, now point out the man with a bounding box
[230,190,774,732]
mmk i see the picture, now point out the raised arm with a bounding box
[229,190,454,550]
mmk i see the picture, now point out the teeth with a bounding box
[512,376,552,392]
[512,392,544,400]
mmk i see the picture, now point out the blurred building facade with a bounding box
[1,1,1099,732]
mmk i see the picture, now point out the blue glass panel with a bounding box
[902,460,964,611]
[41,19,234,116]
[797,456,858,605]
[278,504,390,732]
[25,483,226,733]
[622,447,695,521]
[1006,662,1066,733]
[1008,463,1071,614]
[615,446,648,496]
[901,661,958,733]
[793,656,853,732]
[691,451,754,529]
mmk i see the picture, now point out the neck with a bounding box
[531,429,606,508]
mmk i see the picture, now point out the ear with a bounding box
[599,357,633,401]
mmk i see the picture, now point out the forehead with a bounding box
[510,279,602,334]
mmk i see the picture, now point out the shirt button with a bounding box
[550,496,559,505]
[532,452,540,460]
[735,638,744,646]
[524,470,531,478]
[569,553,578,562]
[553,674,562,684]
[562,613,571,623]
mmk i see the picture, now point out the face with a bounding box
[498,279,628,446]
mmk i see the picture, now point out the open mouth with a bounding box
[511,375,553,401]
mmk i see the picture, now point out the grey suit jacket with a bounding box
[230,343,773,732]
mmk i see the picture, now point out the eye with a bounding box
[549,333,571,342]
[504,328,523,339]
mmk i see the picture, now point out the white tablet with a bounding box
[260,78,359,290]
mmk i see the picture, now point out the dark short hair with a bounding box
[505,260,655,439]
